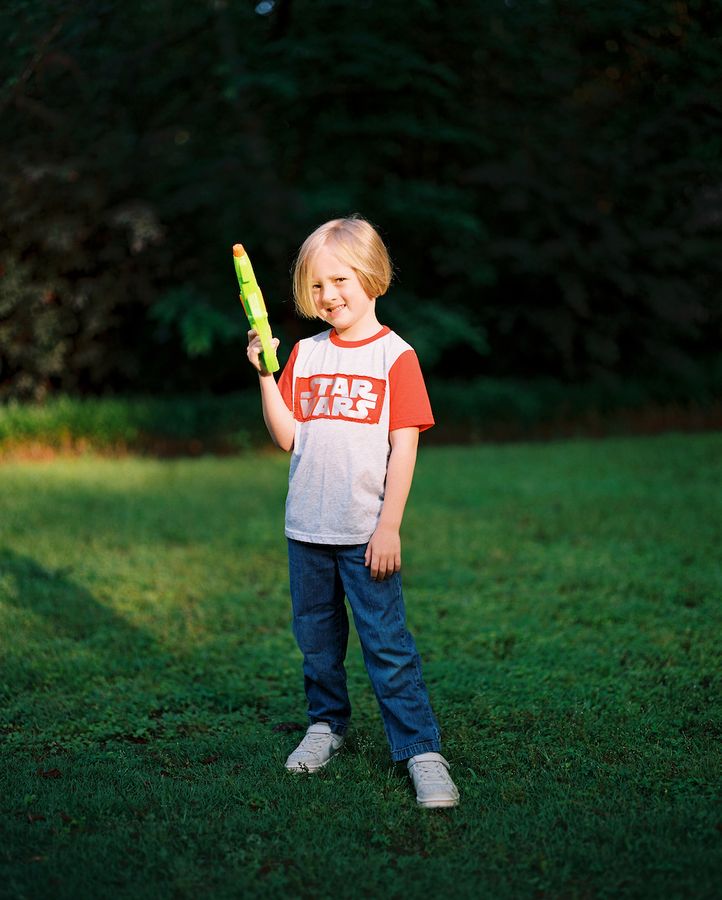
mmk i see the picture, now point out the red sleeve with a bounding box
[277,342,299,413]
[388,348,435,432]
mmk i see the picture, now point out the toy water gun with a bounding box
[233,243,279,374]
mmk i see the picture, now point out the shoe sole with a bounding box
[417,797,459,808]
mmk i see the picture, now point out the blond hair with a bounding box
[292,216,393,319]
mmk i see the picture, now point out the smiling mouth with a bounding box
[326,304,346,315]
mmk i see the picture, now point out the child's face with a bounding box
[310,245,378,340]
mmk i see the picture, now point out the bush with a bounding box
[2,364,720,457]
[0,393,264,455]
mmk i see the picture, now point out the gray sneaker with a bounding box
[284,722,345,773]
[407,752,460,808]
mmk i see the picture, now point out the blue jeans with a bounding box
[287,538,441,762]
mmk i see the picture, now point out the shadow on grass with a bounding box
[0,546,431,764]
[0,547,302,739]
[0,547,156,650]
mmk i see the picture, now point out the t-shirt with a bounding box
[277,325,434,544]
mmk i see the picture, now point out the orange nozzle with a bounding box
[233,243,245,257]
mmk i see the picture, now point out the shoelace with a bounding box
[412,761,450,783]
[296,732,332,753]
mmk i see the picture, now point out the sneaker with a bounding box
[284,722,344,773]
[407,752,460,808]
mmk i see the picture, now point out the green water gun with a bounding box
[233,243,280,374]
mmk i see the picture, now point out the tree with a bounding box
[1,0,720,398]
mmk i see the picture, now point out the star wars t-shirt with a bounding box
[277,326,434,544]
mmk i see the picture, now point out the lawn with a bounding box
[1,433,720,899]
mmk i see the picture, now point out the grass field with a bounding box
[1,434,720,899]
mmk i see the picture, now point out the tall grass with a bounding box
[1,368,721,457]
[0,394,263,455]
[1,434,720,898]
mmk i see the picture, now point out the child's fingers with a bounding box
[365,547,376,578]
[365,544,378,575]
[383,552,401,580]
[247,332,280,374]
[365,533,401,581]
[246,334,263,371]
[367,549,400,581]
[247,330,280,351]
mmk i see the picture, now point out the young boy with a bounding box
[246,216,459,808]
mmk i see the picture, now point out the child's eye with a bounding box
[335,277,347,283]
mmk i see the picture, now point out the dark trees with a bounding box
[1,0,720,398]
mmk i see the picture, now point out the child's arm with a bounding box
[365,426,420,581]
[247,329,295,452]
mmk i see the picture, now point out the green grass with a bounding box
[1,434,720,899]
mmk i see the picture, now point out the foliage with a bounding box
[0,435,720,897]
[1,1,721,398]
[0,393,264,455]
[150,286,243,358]
[1,359,721,456]
[0,158,166,400]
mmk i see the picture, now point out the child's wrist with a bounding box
[376,518,401,532]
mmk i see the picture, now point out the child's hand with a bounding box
[247,328,280,375]
[365,524,401,581]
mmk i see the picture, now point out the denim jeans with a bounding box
[287,538,441,762]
